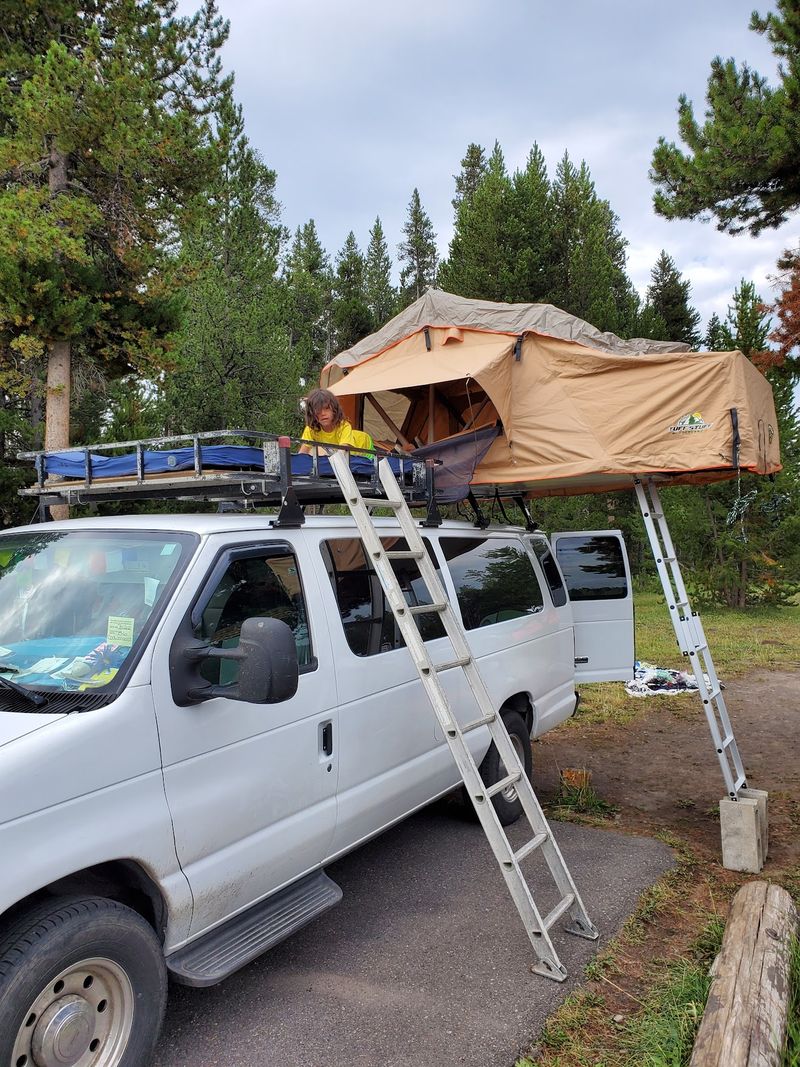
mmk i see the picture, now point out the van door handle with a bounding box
[321,721,333,757]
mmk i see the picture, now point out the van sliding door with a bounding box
[550,531,634,683]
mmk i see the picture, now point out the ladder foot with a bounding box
[566,919,599,941]
[531,959,568,983]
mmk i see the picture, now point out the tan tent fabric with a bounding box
[322,292,781,498]
[322,289,691,385]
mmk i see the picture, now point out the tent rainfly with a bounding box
[321,289,781,500]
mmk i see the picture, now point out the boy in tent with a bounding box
[298,388,374,456]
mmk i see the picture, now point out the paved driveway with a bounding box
[153,805,673,1067]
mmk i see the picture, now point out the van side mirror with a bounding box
[170,616,299,706]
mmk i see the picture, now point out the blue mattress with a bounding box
[44,445,407,480]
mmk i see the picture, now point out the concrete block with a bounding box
[739,787,769,862]
[720,796,763,873]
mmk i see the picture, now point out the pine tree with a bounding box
[283,220,332,379]
[0,0,230,463]
[504,144,552,303]
[451,142,488,214]
[161,92,297,435]
[439,143,513,300]
[721,280,771,358]
[547,154,638,334]
[397,188,438,307]
[644,251,702,346]
[704,312,726,351]
[332,232,372,353]
[364,217,396,329]
[651,1,800,234]
[769,250,800,367]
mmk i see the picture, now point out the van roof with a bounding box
[4,513,529,537]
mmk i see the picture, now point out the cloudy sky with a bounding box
[211,0,795,333]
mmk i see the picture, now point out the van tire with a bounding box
[0,895,167,1067]
[453,710,532,826]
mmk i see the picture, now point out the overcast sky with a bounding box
[210,0,796,334]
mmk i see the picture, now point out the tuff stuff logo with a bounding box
[668,411,713,434]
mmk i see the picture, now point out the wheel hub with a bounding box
[13,957,135,1067]
[31,995,94,1066]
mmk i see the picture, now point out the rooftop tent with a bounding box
[321,290,781,499]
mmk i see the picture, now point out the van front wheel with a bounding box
[0,896,167,1067]
[477,710,533,825]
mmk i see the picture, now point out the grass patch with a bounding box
[565,592,800,729]
[549,768,619,821]
[785,936,800,1067]
[621,916,724,1067]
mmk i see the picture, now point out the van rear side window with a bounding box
[554,535,627,601]
[321,537,445,656]
[440,537,543,629]
[527,536,568,607]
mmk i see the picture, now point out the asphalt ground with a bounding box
[153,804,674,1067]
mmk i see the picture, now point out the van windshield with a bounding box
[0,530,193,693]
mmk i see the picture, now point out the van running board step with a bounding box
[329,450,598,982]
[166,870,342,987]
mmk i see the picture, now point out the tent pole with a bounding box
[428,384,435,444]
[365,393,413,451]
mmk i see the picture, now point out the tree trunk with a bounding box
[44,339,71,520]
[45,140,71,520]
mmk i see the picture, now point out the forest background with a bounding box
[1,0,798,608]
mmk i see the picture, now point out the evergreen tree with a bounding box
[332,232,371,353]
[0,0,230,464]
[651,1,800,234]
[704,312,726,351]
[283,220,332,379]
[720,279,771,358]
[547,154,638,334]
[161,93,298,435]
[644,251,702,346]
[439,143,513,300]
[364,217,396,329]
[398,188,438,307]
[451,142,488,214]
[504,145,552,303]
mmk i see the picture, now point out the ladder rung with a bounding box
[707,687,722,701]
[542,893,575,933]
[458,712,496,734]
[364,497,403,510]
[408,602,447,616]
[384,550,424,560]
[720,734,735,751]
[486,770,521,798]
[429,656,472,673]
[514,832,548,864]
[732,774,747,794]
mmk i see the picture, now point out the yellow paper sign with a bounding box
[107,616,135,646]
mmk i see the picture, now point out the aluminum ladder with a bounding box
[329,451,598,981]
[634,478,747,799]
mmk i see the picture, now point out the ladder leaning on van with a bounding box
[329,449,598,982]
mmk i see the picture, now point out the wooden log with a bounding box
[690,881,798,1067]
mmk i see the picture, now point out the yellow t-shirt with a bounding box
[301,420,374,456]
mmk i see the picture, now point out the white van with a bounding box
[0,508,632,1065]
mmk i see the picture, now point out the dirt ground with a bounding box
[535,669,800,869]
[523,669,799,1064]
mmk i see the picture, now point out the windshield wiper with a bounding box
[0,675,47,707]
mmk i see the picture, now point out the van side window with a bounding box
[195,552,312,684]
[321,537,445,656]
[527,536,568,608]
[440,536,543,629]
[554,535,627,601]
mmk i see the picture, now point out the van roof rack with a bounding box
[18,429,435,527]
